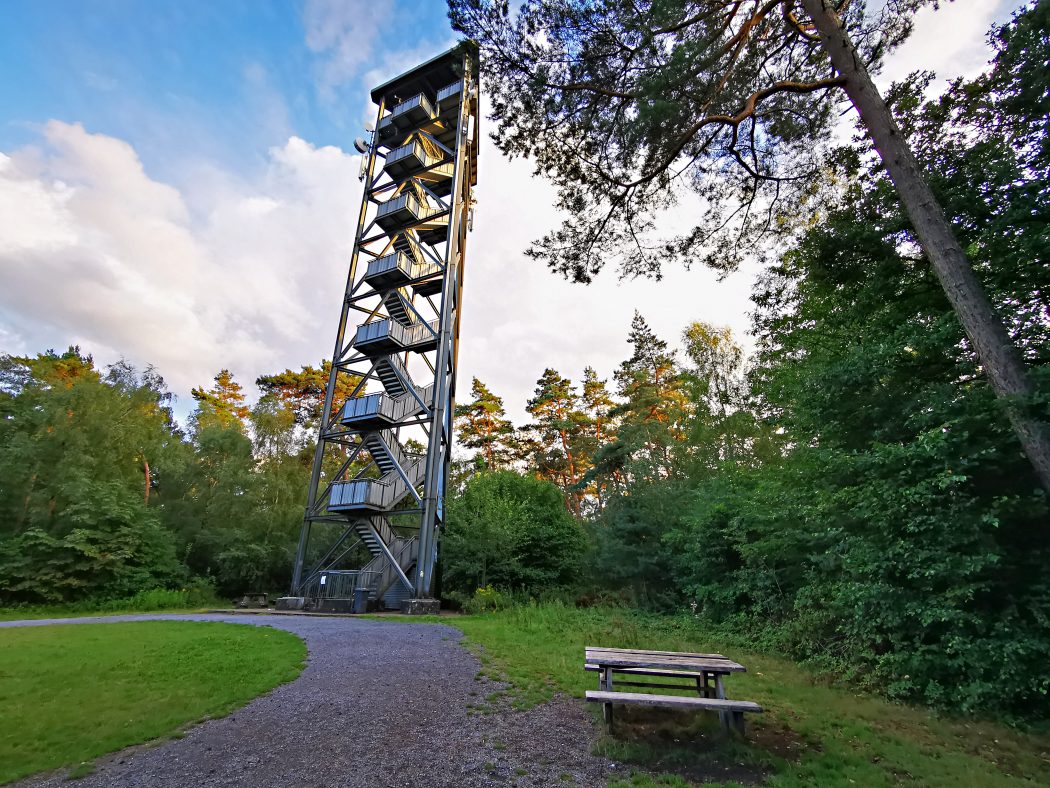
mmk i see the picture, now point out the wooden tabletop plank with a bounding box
[585,648,740,665]
[587,653,746,673]
[586,646,727,660]
[586,652,735,667]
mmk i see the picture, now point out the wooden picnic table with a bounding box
[584,646,760,735]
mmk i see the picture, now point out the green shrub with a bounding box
[441,471,587,599]
[0,579,222,620]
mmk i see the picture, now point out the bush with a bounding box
[89,581,221,612]
[441,471,587,600]
[0,579,222,619]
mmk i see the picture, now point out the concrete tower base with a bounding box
[401,598,440,615]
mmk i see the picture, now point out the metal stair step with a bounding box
[382,290,414,327]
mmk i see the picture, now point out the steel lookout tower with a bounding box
[281,44,479,615]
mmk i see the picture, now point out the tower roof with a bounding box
[370,42,479,107]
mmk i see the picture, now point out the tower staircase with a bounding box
[288,45,479,612]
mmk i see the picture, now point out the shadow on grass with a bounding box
[593,704,815,787]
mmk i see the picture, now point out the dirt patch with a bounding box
[595,704,816,785]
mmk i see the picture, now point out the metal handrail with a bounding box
[437,82,462,103]
[353,318,440,349]
[390,93,434,120]
[376,191,440,222]
[339,384,435,426]
[365,252,439,283]
[388,140,432,166]
[329,455,426,511]
[315,569,381,600]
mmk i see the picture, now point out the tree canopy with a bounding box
[450,0,926,279]
[451,0,1050,493]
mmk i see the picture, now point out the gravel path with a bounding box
[3,613,615,787]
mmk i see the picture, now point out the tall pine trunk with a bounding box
[801,0,1050,495]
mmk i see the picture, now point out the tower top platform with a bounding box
[370,42,479,107]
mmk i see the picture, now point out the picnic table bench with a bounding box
[584,646,762,735]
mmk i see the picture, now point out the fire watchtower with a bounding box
[282,45,479,614]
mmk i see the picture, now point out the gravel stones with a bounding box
[6,614,614,787]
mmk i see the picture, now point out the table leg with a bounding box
[731,710,746,736]
[601,666,613,728]
[715,673,729,732]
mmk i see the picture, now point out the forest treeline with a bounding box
[0,5,1047,719]
[447,5,1050,719]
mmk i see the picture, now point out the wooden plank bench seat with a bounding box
[586,690,762,735]
[585,649,745,700]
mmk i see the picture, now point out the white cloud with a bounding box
[878,0,1019,92]
[457,124,762,424]
[303,0,397,101]
[302,0,457,124]
[0,122,361,416]
[0,2,1021,430]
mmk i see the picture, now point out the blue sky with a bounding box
[0,0,1023,425]
[0,1,453,179]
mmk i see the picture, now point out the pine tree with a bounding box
[578,366,617,511]
[581,366,616,445]
[612,313,689,481]
[191,369,250,433]
[526,368,587,516]
[454,377,518,470]
[450,0,1050,495]
[256,361,361,431]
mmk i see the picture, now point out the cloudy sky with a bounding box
[0,0,1024,424]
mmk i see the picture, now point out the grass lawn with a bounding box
[439,604,1050,788]
[0,621,306,784]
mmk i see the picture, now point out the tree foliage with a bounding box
[449,0,929,280]
[441,471,585,598]
[190,369,250,434]
[256,361,361,431]
[437,4,1050,719]
[454,377,519,470]
[0,350,313,603]
[0,350,183,602]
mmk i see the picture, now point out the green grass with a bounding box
[440,603,1050,787]
[0,621,306,784]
